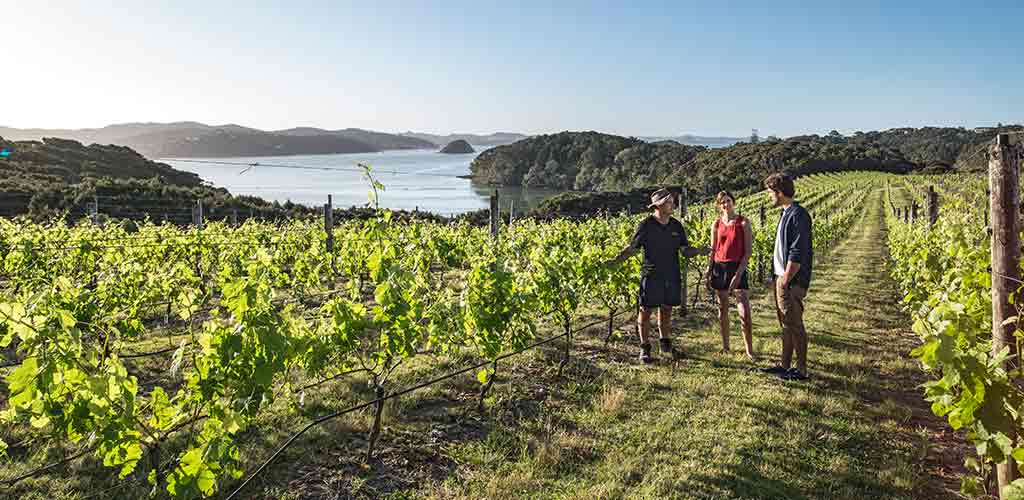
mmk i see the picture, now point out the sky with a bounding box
[1,0,1022,137]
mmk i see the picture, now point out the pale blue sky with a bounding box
[2,1,1021,137]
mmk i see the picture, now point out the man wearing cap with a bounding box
[606,188,710,363]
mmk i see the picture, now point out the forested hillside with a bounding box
[471,131,914,196]
[471,126,1021,200]
[848,125,1024,171]
[0,136,445,223]
[0,137,203,187]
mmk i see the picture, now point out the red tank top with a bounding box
[713,216,746,263]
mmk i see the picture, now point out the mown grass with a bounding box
[1,190,962,499]
[403,189,953,500]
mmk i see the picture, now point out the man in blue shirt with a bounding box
[761,173,813,381]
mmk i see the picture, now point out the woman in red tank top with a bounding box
[705,191,754,358]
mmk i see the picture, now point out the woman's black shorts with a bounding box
[709,261,749,291]
[639,275,682,307]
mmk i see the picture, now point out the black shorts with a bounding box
[639,275,682,307]
[709,261,749,291]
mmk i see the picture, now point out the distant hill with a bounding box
[400,131,528,147]
[0,135,203,217]
[439,140,475,154]
[469,130,921,197]
[0,136,203,187]
[0,122,434,158]
[471,125,1023,219]
[273,127,435,150]
[640,134,744,148]
[470,132,686,190]
[0,135,448,223]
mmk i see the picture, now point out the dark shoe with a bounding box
[639,344,653,364]
[659,338,683,360]
[760,365,788,375]
[782,368,809,381]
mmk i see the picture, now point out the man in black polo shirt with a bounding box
[607,188,710,363]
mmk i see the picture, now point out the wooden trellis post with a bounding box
[325,194,334,257]
[986,188,992,231]
[758,204,766,285]
[927,186,939,228]
[989,133,1020,497]
[193,200,204,229]
[90,194,99,225]
[489,191,500,242]
[680,188,688,316]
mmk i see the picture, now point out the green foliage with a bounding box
[461,251,535,362]
[851,126,1024,171]
[885,176,1024,494]
[0,171,881,498]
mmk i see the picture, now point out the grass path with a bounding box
[372,188,961,500]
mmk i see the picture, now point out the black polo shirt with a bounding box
[631,215,688,279]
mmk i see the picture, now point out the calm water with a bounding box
[165,147,562,216]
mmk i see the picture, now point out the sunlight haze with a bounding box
[2,0,1021,136]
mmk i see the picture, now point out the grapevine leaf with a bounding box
[1003,480,1024,500]
[1012,447,1024,463]
[196,467,217,496]
[57,309,76,329]
[29,414,50,429]
[7,356,38,407]
[224,413,243,435]
[118,443,143,478]
[180,447,204,476]
[148,387,175,431]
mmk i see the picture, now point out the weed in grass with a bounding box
[596,385,627,418]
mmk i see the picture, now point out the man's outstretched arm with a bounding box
[682,245,711,258]
[606,244,639,267]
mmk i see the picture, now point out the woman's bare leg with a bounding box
[734,289,754,358]
[717,290,730,352]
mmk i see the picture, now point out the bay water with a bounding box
[165,146,563,216]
